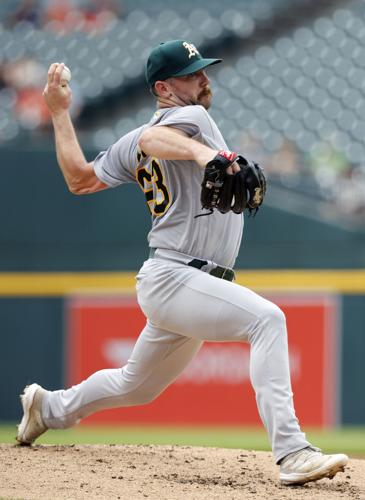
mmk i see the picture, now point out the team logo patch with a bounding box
[183,42,200,58]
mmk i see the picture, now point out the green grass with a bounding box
[1,424,364,457]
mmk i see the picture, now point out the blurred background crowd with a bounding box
[0,0,365,224]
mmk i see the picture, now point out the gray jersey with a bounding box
[93,105,243,268]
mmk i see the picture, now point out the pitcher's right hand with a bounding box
[43,62,72,115]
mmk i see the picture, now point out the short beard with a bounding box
[156,85,213,110]
[196,88,212,110]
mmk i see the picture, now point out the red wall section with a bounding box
[66,293,339,427]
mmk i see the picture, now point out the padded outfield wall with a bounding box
[0,149,364,424]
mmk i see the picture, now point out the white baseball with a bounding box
[60,65,71,86]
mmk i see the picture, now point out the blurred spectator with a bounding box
[5,0,42,28]
[239,132,304,185]
[3,58,45,91]
[308,142,350,187]
[239,132,266,166]
[2,58,48,128]
[333,166,365,216]
[270,140,302,179]
[16,87,50,129]
[43,0,122,32]
[2,57,82,129]
[42,0,72,27]
[4,0,123,32]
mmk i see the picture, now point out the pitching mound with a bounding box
[0,444,363,499]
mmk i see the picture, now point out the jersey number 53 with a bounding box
[136,158,171,216]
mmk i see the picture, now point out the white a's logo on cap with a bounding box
[182,42,200,58]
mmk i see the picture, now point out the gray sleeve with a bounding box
[154,105,215,140]
[93,128,141,187]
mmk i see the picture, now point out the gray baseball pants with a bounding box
[42,249,309,462]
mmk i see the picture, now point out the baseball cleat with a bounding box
[16,383,48,445]
[280,446,348,486]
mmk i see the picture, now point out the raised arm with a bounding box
[138,125,239,174]
[43,63,108,195]
[138,125,217,166]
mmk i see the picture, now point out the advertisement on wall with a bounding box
[66,292,340,427]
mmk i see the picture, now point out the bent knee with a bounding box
[266,303,286,324]
[257,301,287,330]
[247,303,287,343]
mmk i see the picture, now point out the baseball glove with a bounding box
[232,157,266,215]
[199,150,238,215]
[197,150,266,217]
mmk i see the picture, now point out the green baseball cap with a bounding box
[146,39,222,87]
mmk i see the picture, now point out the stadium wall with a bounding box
[0,276,364,425]
[1,149,365,425]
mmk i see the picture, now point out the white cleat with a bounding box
[280,446,348,486]
[16,383,48,445]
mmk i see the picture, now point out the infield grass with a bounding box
[0,424,364,457]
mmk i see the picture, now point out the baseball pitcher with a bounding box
[16,40,347,486]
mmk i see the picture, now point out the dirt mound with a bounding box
[0,444,363,499]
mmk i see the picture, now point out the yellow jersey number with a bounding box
[137,159,171,216]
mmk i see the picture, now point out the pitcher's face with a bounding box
[167,69,213,110]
